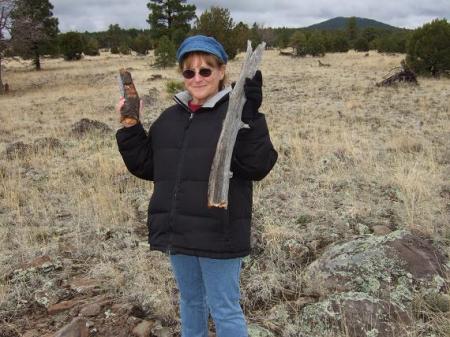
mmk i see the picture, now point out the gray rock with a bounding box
[299,292,411,337]
[304,230,447,300]
[301,230,448,337]
[248,323,274,337]
[79,303,102,317]
[372,225,392,236]
[54,317,88,337]
[132,320,155,337]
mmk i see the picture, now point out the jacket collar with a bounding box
[174,86,232,110]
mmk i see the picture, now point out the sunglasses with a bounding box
[182,67,213,79]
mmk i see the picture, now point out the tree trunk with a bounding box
[0,55,4,94]
[207,41,266,208]
[34,49,41,70]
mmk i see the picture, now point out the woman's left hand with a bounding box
[242,70,263,121]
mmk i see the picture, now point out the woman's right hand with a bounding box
[115,97,143,127]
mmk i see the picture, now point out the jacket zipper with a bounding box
[167,112,194,253]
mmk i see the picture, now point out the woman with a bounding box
[116,35,277,337]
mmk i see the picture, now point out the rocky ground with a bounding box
[0,50,449,337]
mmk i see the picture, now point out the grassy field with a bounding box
[0,49,449,336]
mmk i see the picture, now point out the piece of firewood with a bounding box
[118,68,140,123]
[208,41,266,208]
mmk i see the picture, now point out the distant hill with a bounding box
[306,17,400,31]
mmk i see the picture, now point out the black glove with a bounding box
[242,70,263,122]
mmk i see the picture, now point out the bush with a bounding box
[330,34,350,53]
[83,37,100,56]
[59,32,84,61]
[290,31,307,57]
[118,43,131,55]
[305,32,325,57]
[110,46,119,54]
[154,36,176,68]
[165,80,184,95]
[405,19,450,77]
[354,37,369,52]
[130,34,152,55]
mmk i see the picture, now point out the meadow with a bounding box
[0,49,449,336]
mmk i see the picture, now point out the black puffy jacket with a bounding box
[116,88,278,259]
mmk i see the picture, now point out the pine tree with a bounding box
[130,33,152,55]
[328,32,350,53]
[154,35,176,68]
[347,16,358,45]
[290,31,307,56]
[305,31,325,57]
[107,24,122,52]
[233,22,250,53]
[249,22,263,47]
[10,0,58,70]
[406,19,450,77]
[193,7,236,59]
[147,0,196,44]
[354,36,369,52]
[0,0,15,93]
[83,36,100,56]
[59,31,83,60]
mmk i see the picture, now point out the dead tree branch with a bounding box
[377,66,418,86]
[208,41,266,208]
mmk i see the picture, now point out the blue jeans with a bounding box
[169,253,248,337]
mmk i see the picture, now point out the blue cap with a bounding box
[176,35,228,64]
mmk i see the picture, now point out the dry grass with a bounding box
[0,50,449,335]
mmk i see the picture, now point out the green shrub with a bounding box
[290,31,307,57]
[130,34,152,55]
[354,37,369,52]
[154,36,176,68]
[83,37,100,56]
[118,43,131,55]
[405,19,450,77]
[165,80,184,95]
[59,32,84,61]
[110,46,119,54]
[305,32,326,57]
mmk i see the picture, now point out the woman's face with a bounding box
[182,54,225,105]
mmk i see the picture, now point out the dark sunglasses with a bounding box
[182,68,213,79]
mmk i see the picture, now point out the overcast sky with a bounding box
[52,0,449,33]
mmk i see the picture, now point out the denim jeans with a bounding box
[169,253,248,337]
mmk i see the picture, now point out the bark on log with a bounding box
[118,68,140,123]
[208,41,266,208]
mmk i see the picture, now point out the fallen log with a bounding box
[377,67,418,86]
[280,50,294,56]
[318,60,330,67]
[208,41,266,208]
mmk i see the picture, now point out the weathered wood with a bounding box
[118,68,140,123]
[376,67,418,86]
[318,60,330,67]
[208,41,266,208]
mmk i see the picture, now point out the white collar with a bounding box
[174,86,232,108]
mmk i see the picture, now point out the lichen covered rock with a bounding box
[304,230,447,299]
[298,292,411,337]
[300,230,448,337]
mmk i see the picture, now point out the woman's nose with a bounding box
[193,73,203,81]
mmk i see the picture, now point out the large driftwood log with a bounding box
[208,41,266,208]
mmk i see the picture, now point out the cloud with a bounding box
[51,0,449,32]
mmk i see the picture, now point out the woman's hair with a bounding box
[179,51,228,91]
